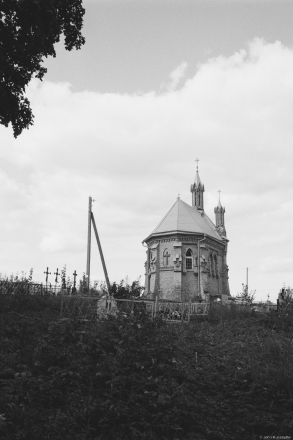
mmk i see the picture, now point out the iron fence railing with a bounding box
[59,294,210,321]
[0,281,44,295]
[0,281,71,296]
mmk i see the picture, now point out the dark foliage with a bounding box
[111,278,144,299]
[0,0,85,137]
[0,295,292,439]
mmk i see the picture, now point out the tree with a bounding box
[0,0,85,137]
[111,278,145,299]
[237,283,256,304]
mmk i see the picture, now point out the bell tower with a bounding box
[191,158,205,211]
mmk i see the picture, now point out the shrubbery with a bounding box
[0,295,293,439]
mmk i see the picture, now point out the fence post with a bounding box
[154,296,158,318]
[188,299,191,322]
[60,290,64,318]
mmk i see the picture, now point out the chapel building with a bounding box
[142,166,230,303]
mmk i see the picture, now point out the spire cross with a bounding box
[195,158,199,171]
[54,268,60,284]
[218,190,221,201]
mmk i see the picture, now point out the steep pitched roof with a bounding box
[144,198,222,242]
[195,169,202,187]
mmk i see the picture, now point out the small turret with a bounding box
[214,191,226,237]
[191,159,205,210]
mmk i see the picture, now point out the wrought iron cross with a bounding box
[73,270,78,289]
[44,267,51,283]
[54,268,60,284]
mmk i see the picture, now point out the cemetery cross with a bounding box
[44,267,51,290]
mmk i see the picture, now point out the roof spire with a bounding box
[217,190,222,207]
[191,159,204,210]
[194,158,202,186]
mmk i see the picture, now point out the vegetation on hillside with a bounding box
[0,293,292,439]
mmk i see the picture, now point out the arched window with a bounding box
[186,249,193,270]
[208,253,212,276]
[214,254,218,277]
[163,249,170,266]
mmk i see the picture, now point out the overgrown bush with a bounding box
[0,295,293,439]
[111,278,144,299]
[209,303,257,323]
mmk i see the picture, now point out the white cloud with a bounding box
[1,39,293,300]
[162,61,188,92]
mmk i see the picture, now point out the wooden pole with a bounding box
[91,212,111,295]
[86,197,92,291]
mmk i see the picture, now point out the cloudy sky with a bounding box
[1,0,293,301]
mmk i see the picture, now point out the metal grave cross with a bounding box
[44,267,51,283]
[54,268,60,284]
[73,270,78,289]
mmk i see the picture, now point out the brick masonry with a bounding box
[144,235,230,302]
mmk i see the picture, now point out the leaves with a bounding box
[0,0,85,137]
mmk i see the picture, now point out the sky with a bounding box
[1,0,293,301]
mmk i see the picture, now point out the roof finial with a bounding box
[177,193,180,200]
[218,189,221,201]
[195,158,199,172]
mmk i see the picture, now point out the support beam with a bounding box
[91,212,111,295]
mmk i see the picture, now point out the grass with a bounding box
[0,295,292,439]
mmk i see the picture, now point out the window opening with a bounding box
[186,249,193,270]
[163,249,170,266]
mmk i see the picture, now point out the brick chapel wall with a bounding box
[147,236,229,301]
[159,241,174,267]
[159,240,182,300]
[149,273,156,293]
[209,276,219,295]
[205,242,226,298]
[182,272,198,301]
[181,243,199,301]
[160,270,181,300]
